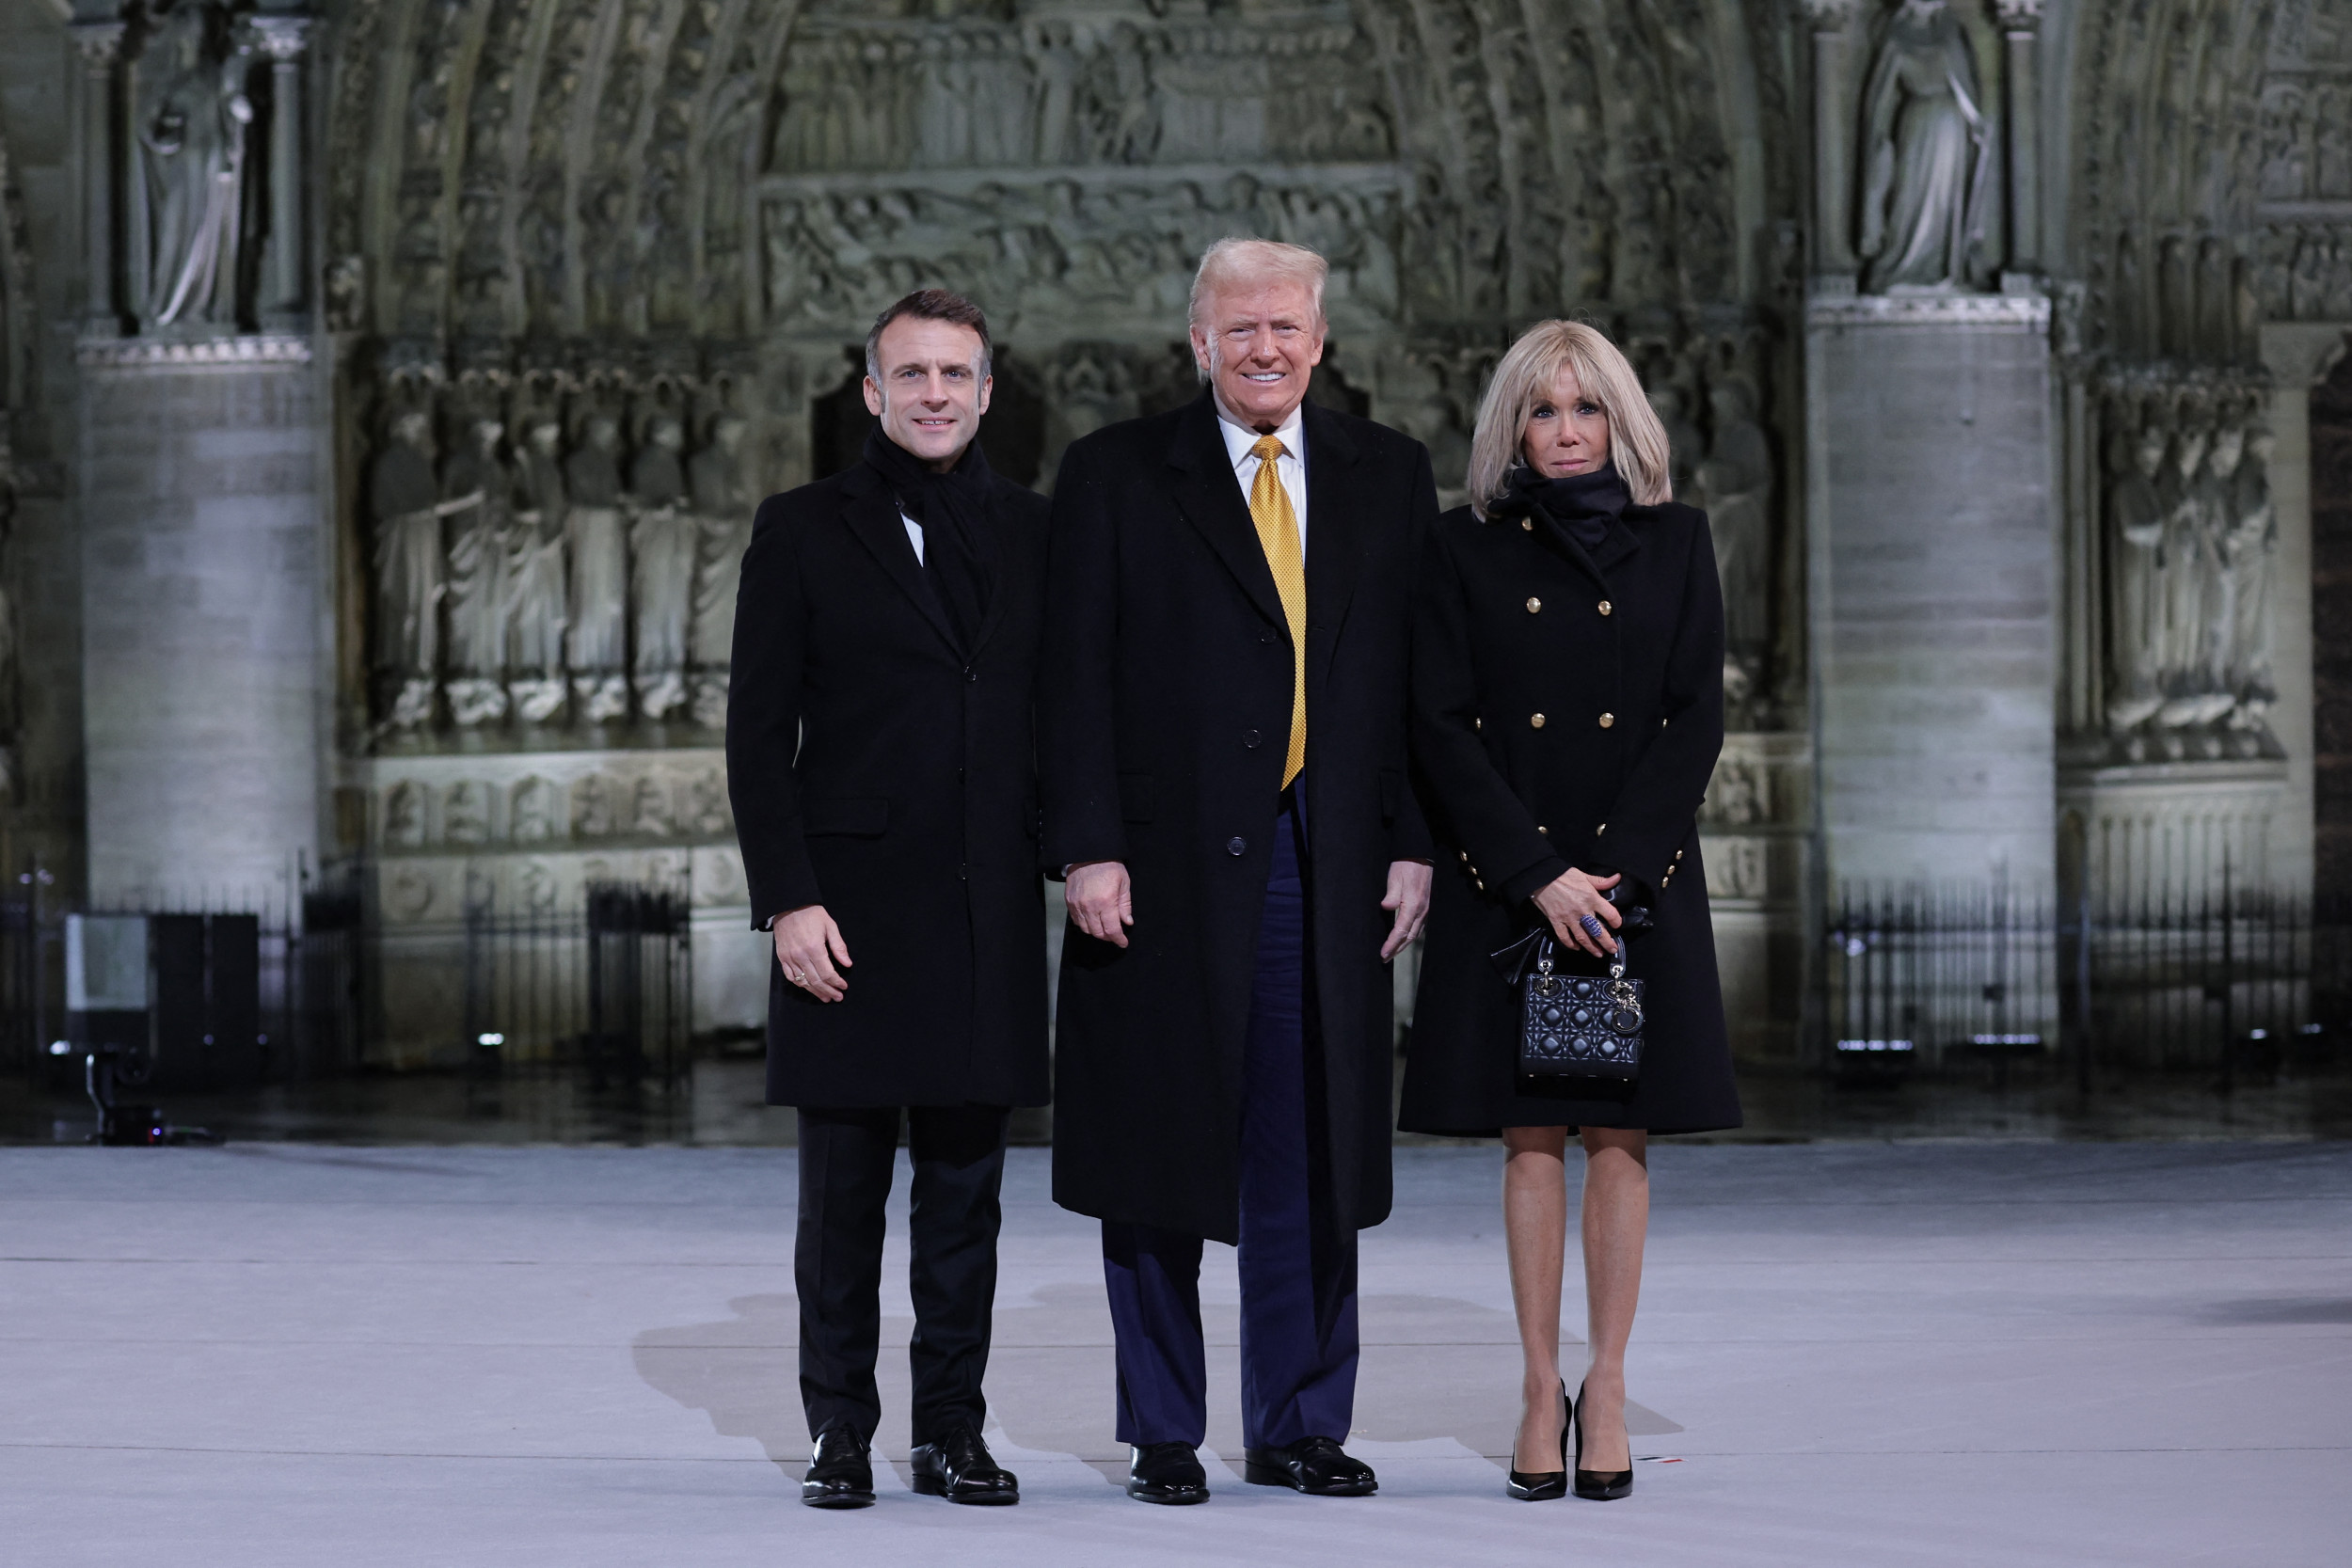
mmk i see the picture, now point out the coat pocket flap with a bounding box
[803,796,889,836]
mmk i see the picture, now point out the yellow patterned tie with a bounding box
[1248,434,1308,788]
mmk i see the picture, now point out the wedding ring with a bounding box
[1578,913,1607,942]
[786,969,805,984]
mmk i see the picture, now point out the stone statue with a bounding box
[511,776,557,843]
[630,775,675,837]
[564,416,631,722]
[689,416,753,730]
[2184,425,2246,725]
[2225,424,2280,733]
[2153,422,2211,729]
[371,410,450,728]
[507,419,571,725]
[135,1,255,327]
[1855,0,1991,293]
[439,419,512,727]
[2103,415,2169,733]
[628,416,696,722]
[571,774,615,837]
[1697,382,1774,668]
[444,780,490,845]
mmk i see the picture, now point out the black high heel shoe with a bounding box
[1572,1380,1633,1500]
[1505,1380,1569,1501]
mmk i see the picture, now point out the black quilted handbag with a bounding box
[1495,930,1645,1082]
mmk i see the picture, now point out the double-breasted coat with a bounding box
[1400,496,1742,1136]
[1040,393,1438,1244]
[725,459,1051,1110]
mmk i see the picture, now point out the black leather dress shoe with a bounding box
[1242,1435,1377,1497]
[909,1424,1020,1505]
[802,1429,874,1509]
[1126,1441,1210,1505]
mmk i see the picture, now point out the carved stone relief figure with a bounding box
[371,410,446,729]
[2153,420,2210,729]
[2104,414,2169,733]
[564,416,631,722]
[2225,424,2279,735]
[1855,0,1991,293]
[439,418,511,727]
[1702,757,1769,827]
[511,776,558,843]
[383,780,427,848]
[444,780,490,845]
[571,773,615,837]
[689,416,753,729]
[1698,381,1774,685]
[630,775,674,836]
[628,416,696,721]
[688,769,731,836]
[135,1,255,328]
[2184,425,2246,725]
[507,418,571,724]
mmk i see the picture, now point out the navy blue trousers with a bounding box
[1101,793,1360,1449]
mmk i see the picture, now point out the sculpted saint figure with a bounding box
[565,416,632,722]
[2185,426,2247,724]
[507,420,571,724]
[136,1,254,327]
[2225,425,2280,731]
[1696,382,1773,666]
[371,410,451,728]
[1856,0,1991,293]
[2104,417,2169,733]
[629,417,697,721]
[2153,423,2211,729]
[440,419,513,726]
[689,416,754,729]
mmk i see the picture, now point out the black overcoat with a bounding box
[1040,393,1438,1244]
[725,459,1051,1109]
[1399,498,1742,1136]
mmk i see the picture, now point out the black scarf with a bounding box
[862,426,999,654]
[1487,459,1630,550]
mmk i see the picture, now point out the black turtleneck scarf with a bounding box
[862,425,999,653]
[1486,458,1631,550]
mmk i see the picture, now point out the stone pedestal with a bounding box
[77,339,325,907]
[1805,293,2058,890]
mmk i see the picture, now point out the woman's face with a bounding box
[1520,367,1610,479]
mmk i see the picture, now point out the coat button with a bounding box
[1598,712,1614,728]
[964,666,977,683]
[1473,717,1483,732]
[1530,712,1546,729]
[1260,628,1275,644]
[1227,836,1248,856]
[1244,728,1262,749]
[1597,600,1613,616]
[1525,596,1542,614]
[1536,825,1549,836]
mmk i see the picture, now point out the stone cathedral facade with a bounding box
[0,0,2344,1056]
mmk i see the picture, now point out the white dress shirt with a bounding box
[901,513,925,565]
[1216,402,1308,550]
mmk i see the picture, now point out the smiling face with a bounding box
[864,315,992,471]
[1190,276,1326,433]
[1519,365,1612,479]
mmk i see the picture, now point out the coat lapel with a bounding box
[1300,401,1366,695]
[1165,394,1287,632]
[840,467,961,657]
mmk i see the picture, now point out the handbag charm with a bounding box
[1517,936,1645,1081]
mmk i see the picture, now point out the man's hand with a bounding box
[772,906,851,1002]
[1065,861,1133,948]
[1380,859,1433,960]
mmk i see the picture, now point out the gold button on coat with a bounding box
[1530,712,1547,729]
[1521,519,1534,531]
[1597,712,1615,728]
[1597,600,1613,616]
[1525,596,1542,614]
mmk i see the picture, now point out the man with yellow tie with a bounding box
[1041,238,1438,1504]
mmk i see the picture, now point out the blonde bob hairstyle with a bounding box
[1466,320,1673,515]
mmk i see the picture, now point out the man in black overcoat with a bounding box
[727,290,1045,1510]
[1040,239,1437,1503]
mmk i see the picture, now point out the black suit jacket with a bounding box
[725,458,1051,1109]
[1040,391,1436,1243]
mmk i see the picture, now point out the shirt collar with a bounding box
[1216,400,1307,470]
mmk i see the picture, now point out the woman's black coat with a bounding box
[1040,393,1437,1244]
[1400,496,1741,1136]
[725,459,1050,1109]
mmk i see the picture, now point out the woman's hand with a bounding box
[1532,867,1622,958]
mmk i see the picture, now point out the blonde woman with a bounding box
[1403,321,1740,1502]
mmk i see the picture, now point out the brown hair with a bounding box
[1466,320,1673,514]
[865,289,993,388]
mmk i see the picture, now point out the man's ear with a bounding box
[862,376,884,418]
[976,374,993,419]
[1188,325,1214,374]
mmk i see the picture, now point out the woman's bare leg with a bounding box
[1575,1127,1649,1470]
[1502,1125,1571,1472]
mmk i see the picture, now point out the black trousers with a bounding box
[795,1104,1009,1446]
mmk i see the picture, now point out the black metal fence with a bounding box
[457,879,694,1087]
[1823,878,2338,1082]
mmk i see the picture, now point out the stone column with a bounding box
[1802,0,1860,285]
[250,16,313,328]
[71,21,125,335]
[1996,0,2042,285]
